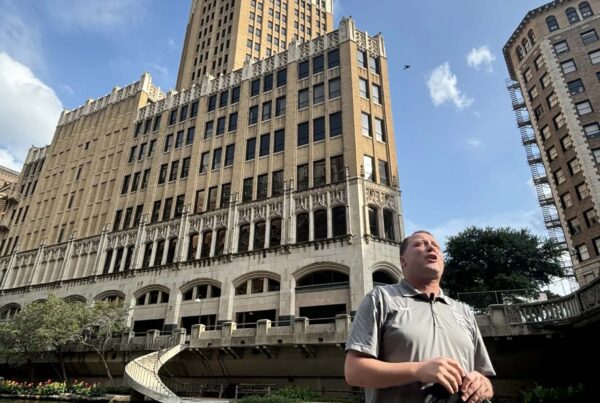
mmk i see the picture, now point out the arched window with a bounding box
[528,29,536,45]
[332,206,347,237]
[136,289,169,306]
[215,229,226,256]
[188,234,199,261]
[372,270,397,286]
[566,7,580,24]
[238,224,250,252]
[142,243,152,267]
[0,304,20,320]
[580,1,593,18]
[182,283,221,301]
[296,213,309,243]
[521,38,530,53]
[516,46,524,61]
[64,295,86,303]
[546,15,559,32]
[166,239,177,264]
[200,231,212,258]
[297,270,349,287]
[368,206,379,237]
[254,221,266,250]
[95,291,125,304]
[235,277,280,295]
[269,218,282,247]
[383,209,396,241]
[314,210,328,240]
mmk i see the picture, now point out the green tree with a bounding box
[442,226,565,308]
[75,301,128,386]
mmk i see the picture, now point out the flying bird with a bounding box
[403,65,411,70]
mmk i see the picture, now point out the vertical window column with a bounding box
[161,239,170,266]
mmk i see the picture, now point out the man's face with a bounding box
[400,232,444,282]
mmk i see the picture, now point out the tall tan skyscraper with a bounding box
[504,0,600,285]
[176,0,334,90]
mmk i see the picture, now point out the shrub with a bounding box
[274,386,317,400]
[0,379,102,397]
[522,384,585,403]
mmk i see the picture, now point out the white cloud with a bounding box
[0,6,43,69]
[60,84,75,96]
[405,209,547,250]
[426,62,473,110]
[466,138,484,148]
[0,53,63,169]
[42,0,148,32]
[467,46,496,72]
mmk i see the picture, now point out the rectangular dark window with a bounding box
[163,197,173,220]
[204,120,214,139]
[153,114,162,131]
[131,172,141,192]
[275,96,286,116]
[228,112,238,131]
[369,56,380,73]
[328,48,340,68]
[264,74,273,92]
[134,122,142,138]
[207,95,217,111]
[219,91,228,108]
[313,117,325,142]
[298,88,309,109]
[225,144,235,167]
[199,152,210,173]
[121,175,130,195]
[231,86,241,103]
[148,140,156,158]
[220,183,231,208]
[243,177,253,202]
[250,78,261,96]
[582,29,599,45]
[329,77,341,99]
[158,164,168,184]
[143,119,152,134]
[168,109,177,125]
[272,170,283,196]
[276,68,287,87]
[113,210,122,231]
[164,134,174,152]
[274,129,285,153]
[331,155,344,182]
[122,207,132,229]
[314,159,326,186]
[249,105,259,125]
[246,138,256,160]
[181,157,191,178]
[138,143,147,160]
[260,133,270,156]
[133,204,144,226]
[169,160,179,181]
[175,130,184,148]
[297,164,309,191]
[128,146,137,163]
[313,83,325,104]
[298,121,309,146]
[207,187,218,211]
[186,126,195,145]
[141,168,151,189]
[257,174,268,199]
[567,79,585,95]
[298,60,310,79]
[262,101,272,121]
[190,101,199,118]
[173,195,184,217]
[216,116,226,135]
[378,160,389,186]
[212,148,222,170]
[180,104,189,121]
[313,54,324,74]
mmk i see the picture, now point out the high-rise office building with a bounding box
[504,0,600,285]
[176,0,334,90]
[0,2,404,386]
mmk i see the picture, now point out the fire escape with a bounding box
[506,80,575,279]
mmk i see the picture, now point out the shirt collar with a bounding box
[398,279,451,305]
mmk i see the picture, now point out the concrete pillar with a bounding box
[58,233,76,282]
[161,239,169,265]
[29,239,46,285]
[133,214,147,270]
[93,225,110,276]
[195,232,204,259]
[164,286,182,330]
[149,240,158,266]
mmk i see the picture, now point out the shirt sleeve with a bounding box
[471,312,496,376]
[345,289,384,358]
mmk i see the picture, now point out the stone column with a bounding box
[93,225,110,276]
[58,233,77,282]
[133,214,147,270]
[29,239,47,285]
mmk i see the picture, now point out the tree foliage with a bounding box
[0,295,128,383]
[442,227,565,307]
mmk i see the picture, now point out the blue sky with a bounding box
[0,0,553,245]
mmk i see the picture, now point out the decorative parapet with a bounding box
[57,73,165,127]
[364,181,401,212]
[190,315,351,350]
[135,17,385,122]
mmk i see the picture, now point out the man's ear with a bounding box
[400,255,406,270]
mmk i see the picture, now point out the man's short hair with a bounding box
[400,230,433,256]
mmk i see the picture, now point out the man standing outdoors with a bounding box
[344,231,495,402]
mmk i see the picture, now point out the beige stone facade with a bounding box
[176,0,333,90]
[504,0,600,285]
[0,18,404,334]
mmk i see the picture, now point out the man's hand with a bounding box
[460,371,493,402]
[415,357,466,395]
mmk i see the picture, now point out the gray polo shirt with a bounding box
[346,280,495,403]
